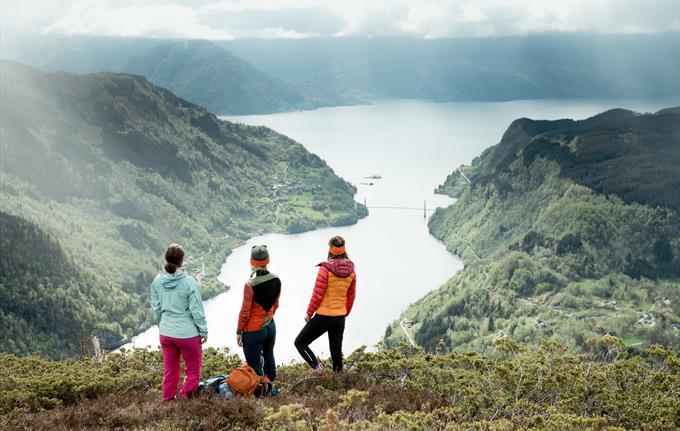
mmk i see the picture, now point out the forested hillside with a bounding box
[387,108,680,353]
[0,60,366,358]
[122,40,336,115]
[0,212,105,356]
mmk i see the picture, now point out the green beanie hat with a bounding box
[250,244,269,267]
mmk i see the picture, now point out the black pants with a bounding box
[294,314,345,371]
[242,320,276,381]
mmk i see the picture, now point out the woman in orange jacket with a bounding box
[236,244,281,382]
[294,235,356,372]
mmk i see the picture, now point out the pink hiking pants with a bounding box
[159,335,202,400]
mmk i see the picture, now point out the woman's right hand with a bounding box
[304,314,312,322]
[200,336,208,344]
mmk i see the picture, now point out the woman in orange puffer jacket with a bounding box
[294,235,356,372]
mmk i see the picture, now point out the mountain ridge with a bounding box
[121,40,337,115]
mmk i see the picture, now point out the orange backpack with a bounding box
[226,363,261,397]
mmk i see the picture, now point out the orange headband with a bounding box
[329,245,345,255]
[250,257,270,267]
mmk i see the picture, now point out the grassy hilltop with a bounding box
[1,339,679,430]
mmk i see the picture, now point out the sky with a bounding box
[1,0,679,40]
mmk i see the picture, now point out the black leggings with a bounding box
[294,315,345,371]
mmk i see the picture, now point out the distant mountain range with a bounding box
[386,107,680,353]
[220,34,680,102]
[0,37,355,115]
[121,40,340,115]
[2,34,678,113]
[0,60,366,357]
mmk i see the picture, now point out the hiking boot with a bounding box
[312,364,324,373]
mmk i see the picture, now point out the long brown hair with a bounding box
[164,243,185,274]
[327,235,349,260]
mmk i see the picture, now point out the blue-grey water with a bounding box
[128,97,677,362]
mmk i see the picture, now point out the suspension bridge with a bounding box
[363,200,435,218]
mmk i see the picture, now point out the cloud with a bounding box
[1,0,678,40]
[393,0,680,38]
[3,0,234,39]
[197,7,344,39]
[61,2,235,39]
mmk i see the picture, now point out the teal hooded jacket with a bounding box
[150,270,208,340]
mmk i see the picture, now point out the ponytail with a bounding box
[164,244,185,274]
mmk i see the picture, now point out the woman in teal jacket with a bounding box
[150,244,208,400]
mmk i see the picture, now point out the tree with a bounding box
[556,233,583,256]
[653,238,673,264]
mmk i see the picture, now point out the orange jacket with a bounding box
[306,259,356,317]
[237,272,281,333]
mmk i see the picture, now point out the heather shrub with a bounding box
[1,339,678,430]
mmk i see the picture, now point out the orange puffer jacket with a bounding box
[306,259,356,317]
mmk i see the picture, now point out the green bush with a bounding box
[1,341,678,430]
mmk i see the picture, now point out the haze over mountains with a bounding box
[220,34,680,102]
[2,33,678,114]
[0,37,346,115]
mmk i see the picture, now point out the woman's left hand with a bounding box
[236,334,243,347]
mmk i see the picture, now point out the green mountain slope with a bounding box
[0,60,366,357]
[121,40,334,115]
[387,108,680,353]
